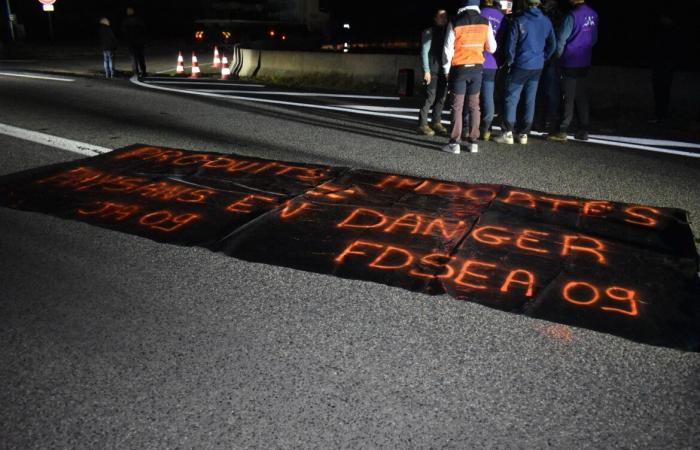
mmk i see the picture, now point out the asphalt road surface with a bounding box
[1,72,699,449]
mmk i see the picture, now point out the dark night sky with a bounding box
[4,0,698,69]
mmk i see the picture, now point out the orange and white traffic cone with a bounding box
[220,54,231,80]
[190,52,200,78]
[176,51,185,75]
[212,46,221,68]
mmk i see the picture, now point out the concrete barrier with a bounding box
[237,48,700,116]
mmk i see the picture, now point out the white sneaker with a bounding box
[441,142,461,154]
[467,141,479,153]
[518,134,528,145]
[493,131,514,145]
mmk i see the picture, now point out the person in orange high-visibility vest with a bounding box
[441,0,497,155]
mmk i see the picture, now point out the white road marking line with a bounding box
[132,76,418,121]
[0,71,75,82]
[131,76,700,159]
[337,105,420,112]
[146,80,266,88]
[589,134,700,150]
[0,122,111,156]
[193,89,401,100]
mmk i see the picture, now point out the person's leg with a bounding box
[449,93,466,143]
[545,65,561,130]
[503,69,525,133]
[518,70,542,135]
[559,70,577,133]
[419,74,439,128]
[653,68,673,120]
[448,67,468,143]
[108,51,115,77]
[102,51,110,78]
[432,73,448,128]
[575,69,591,135]
[128,46,139,77]
[467,70,483,141]
[480,69,496,135]
[137,46,147,76]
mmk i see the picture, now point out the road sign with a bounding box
[42,4,54,11]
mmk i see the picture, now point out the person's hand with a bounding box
[423,72,432,85]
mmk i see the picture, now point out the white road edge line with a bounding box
[0,122,111,157]
[132,76,434,121]
[589,134,700,150]
[192,89,401,100]
[0,71,75,82]
[131,76,700,159]
[147,80,266,88]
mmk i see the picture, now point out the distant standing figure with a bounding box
[493,0,556,145]
[99,18,118,78]
[417,9,450,137]
[649,15,677,123]
[548,0,598,142]
[121,7,147,78]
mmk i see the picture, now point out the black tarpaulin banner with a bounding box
[1,144,699,351]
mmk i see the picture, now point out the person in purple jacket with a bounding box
[548,0,598,142]
[479,0,506,141]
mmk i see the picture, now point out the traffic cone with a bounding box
[190,52,200,78]
[176,51,185,75]
[220,54,231,80]
[212,46,221,68]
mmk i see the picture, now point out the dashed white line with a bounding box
[0,71,75,82]
[0,122,110,156]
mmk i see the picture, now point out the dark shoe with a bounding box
[547,132,568,143]
[417,125,436,136]
[431,123,449,135]
[574,131,589,141]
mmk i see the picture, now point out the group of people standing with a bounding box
[418,0,598,154]
[98,7,148,79]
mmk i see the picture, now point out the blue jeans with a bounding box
[480,69,497,132]
[102,50,114,78]
[503,68,542,134]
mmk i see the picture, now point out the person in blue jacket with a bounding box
[493,0,556,145]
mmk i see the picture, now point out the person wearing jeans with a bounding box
[98,18,118,78]
[441,0,497,155]
[494,0,556,145]
[479,0,505,141]
[548,0,598,142]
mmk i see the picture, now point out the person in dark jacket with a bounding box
[649,14,678,123]
[121,7,147,78]
[99,18,118,78]
[418,9,449,136]
[534,0,563,131]
[493,0,556,145]
[548,0,598,142]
